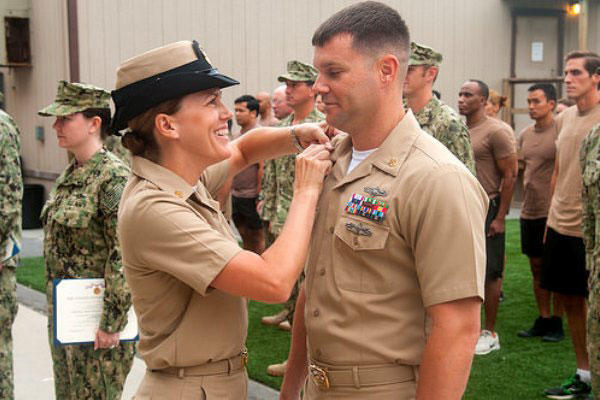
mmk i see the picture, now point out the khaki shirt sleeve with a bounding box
[122,194,242,295]
[490,126,516,161]
[407,165,488,307]
[201,160,230,198]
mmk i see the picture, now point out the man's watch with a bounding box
[290,126,304,152]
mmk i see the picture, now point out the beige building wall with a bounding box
[3,0,70,194]
[77,0,513,115]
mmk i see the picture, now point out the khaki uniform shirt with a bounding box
[305,111,487,368]
[518,121,558,220]
[118,157,244,369]
[547,104,600,238]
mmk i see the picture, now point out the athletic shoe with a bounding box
[517,316,550,338]
[544,374,591,399]
[542,316,565,342]
[278,320,291,331]
[261,309,289,326]
[475,330,500,355]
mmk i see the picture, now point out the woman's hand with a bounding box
[293,143,333,195]
[293,123,331,149]
[94,329,120,350]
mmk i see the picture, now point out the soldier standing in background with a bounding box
[459,79,517,356]
[38,81,135,400]
[543,52,600,399]
[516,83,564,342]
[403,42,476,175]
[256,91,279,127]
[259,60,324,377]
[581,109,600,400]
[104,134,132,166]
[0,102,23,400]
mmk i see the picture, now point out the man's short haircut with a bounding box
[468,79,490,101]
[528,83,557,102]
[558,97,576,107]
[311,1,410,62]
[234,95,259,117]
[565,50,600,78]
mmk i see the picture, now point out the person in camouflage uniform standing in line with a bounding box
[0,96,23,400]
[259,61,324,376]
[104,134,131,166]
[581,82,600,398]
[38,81,134,400]
[403,42,476,175]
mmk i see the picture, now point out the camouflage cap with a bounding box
[38,80,111,116]
[409,42,443,67]
[277,60,318,82]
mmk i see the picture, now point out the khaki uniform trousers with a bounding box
[134,369,247,399]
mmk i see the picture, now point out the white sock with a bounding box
[576,369,591,383]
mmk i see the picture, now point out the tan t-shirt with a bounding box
[118,157,245,369]
[518,121,558,219]
[469,116,516,198]
[304,111,488,367]
[547,104,600,237]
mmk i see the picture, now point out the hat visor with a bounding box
[277,73,315,82]
[38,103,88,117]
[111,68,239,132]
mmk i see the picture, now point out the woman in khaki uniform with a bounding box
[111,40,332,399]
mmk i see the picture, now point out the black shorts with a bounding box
[541,227,588,296]
[520,217,547,258]
[485,197,505,282]
[232,196,263,230]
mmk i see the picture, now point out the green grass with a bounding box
[17,221,578,397]
[16,256,46,292]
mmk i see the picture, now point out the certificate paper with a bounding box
[3,234,20,262]
[53,278,138,346]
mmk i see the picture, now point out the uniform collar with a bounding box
[56,148,107,186]
[330,110,422,189]
[131,156,196,201]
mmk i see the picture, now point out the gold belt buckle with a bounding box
[309,364,330,389]
[241,348,249,368]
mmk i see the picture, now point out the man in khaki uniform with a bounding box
[280,2,488,399]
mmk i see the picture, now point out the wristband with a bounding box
[290,126,304,152]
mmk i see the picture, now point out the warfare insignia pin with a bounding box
[345,222,372,236]
[364,186,387,197]
[345,193,388,222]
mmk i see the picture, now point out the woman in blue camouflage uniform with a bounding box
[38,81,134,400]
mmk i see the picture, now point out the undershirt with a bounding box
[347,147,377,174]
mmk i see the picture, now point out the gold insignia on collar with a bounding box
[175,190,184,198]
[387,157,399,168]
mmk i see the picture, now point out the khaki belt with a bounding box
[152,350,248,379]
[308,360,415,390]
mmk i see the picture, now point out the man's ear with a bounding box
[154,113,179,140]
[378,53,400,85]
[426,66,439,82]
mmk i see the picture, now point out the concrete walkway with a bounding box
[14,229,278,400]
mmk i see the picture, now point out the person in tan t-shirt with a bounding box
[111,40,333,399]
[459,79,518,356]
[541,51,600,398]
[516,83,564,342]
[232,94,265,254]
[281,3,488,399]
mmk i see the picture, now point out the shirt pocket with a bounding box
[51,199,96,229]
[332,216,391,293]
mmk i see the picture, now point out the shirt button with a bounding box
[353,237,359,246]
[329,226,334,234]
[319,268,326,276]
[313,309,320,317]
